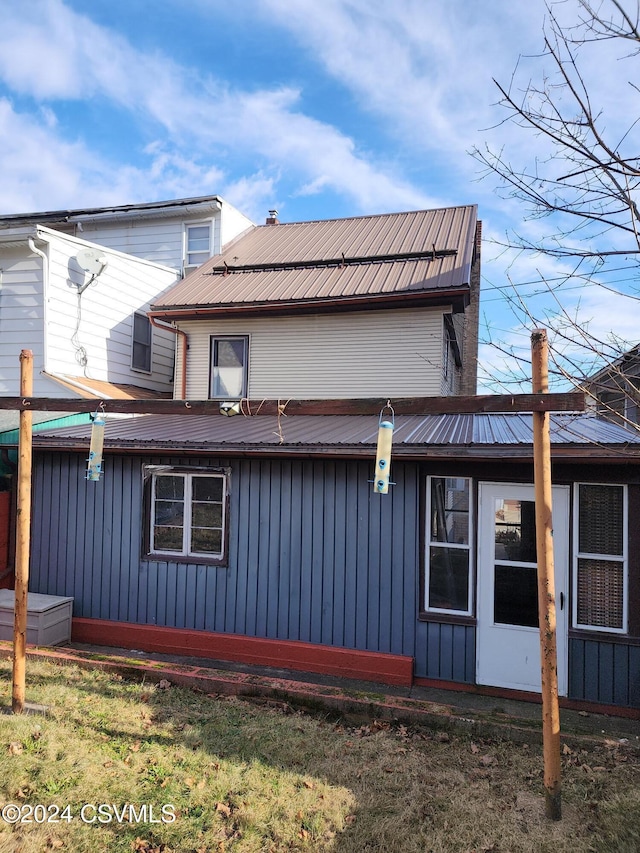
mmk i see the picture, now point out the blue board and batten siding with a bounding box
[30,452,472,684]
[28,452,636,707]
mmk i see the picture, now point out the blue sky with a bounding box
[1,0,638,390]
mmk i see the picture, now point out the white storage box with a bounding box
[0,590,74,646]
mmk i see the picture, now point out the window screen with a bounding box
[574,484,626,632]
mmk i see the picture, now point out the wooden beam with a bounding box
[531,330,562,821]
[12,350,33,715]
[0,392,585,417]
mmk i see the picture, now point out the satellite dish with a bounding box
[76,248,108,275]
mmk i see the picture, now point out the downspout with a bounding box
[28,236,49,374]
[148,316,188,400]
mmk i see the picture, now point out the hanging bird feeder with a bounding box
[86,404,106,481]
[373,401,395,494]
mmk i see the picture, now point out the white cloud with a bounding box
[0,0,434,214]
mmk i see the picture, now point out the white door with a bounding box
[477,483,569,695]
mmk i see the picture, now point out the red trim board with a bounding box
[71,618,414,687]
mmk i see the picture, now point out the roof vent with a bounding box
[266,209,279,225]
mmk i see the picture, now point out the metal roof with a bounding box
[0,195,225,227]
[30,412,640,459]
[152,206,477,311]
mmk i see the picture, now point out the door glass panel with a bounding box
[494,565,539,627]
[494,499,536,563]
[493,497,538,627]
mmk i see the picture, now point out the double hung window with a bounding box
[425,477,472,615]
[184,223,212,272]
[131,312,152,373]
[573,483,627,633]
[210,336,248,399]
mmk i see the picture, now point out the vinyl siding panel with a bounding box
[44,231,178,392]
[178,307,448,399]
[78,204,252,272]
[78,219,204,272]
[0,249,45,394]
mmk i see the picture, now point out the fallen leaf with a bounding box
[470,742,480,754]
[562,744,573,755]
[130,741,141,752]
[344,814,356,825]
[46,837,64,849]
[480,755,495,767]
[303,780,315,789]
[197,779,206,790]
[216,802,232,818]
[157,679,171,690]
[8,742,23,755]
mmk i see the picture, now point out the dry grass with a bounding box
[0,658,638,852]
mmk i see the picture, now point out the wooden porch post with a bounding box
[12,349,33,714]
[531,329,562,820]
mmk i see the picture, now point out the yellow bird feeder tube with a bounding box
[86,414,105,481]
[373,404,395,494]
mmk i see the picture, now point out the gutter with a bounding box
[149,287,470,322]
[148,317,188,400]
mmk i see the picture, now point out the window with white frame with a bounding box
[210,336,249,399]
[425,476,472,614]
[573,483,627,633]
[145,468,229,564]
[131,312,152,372]
[184,222,212,271]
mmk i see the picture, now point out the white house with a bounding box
[0,196,254,405]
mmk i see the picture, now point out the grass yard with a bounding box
[0,658,638,852]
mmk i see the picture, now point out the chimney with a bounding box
[266,209,279,225]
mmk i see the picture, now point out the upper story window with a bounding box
[210,336,249,399]
[573,483,627,633]
[131,312,152,373]
[424,476,473,615]
[144,466,229,565]
[184,223,212,273]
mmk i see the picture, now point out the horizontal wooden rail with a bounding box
[0,392,585,416]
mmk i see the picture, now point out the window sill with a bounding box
[569,629,639,645]
[418,611,476,627]
[144,554,228,568]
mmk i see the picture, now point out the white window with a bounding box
[425,476,473,615]
[131,312,152,373]
[210,336,249,399]
[184,222,211,272]
[147,468,228,564]
[573,483,627,633]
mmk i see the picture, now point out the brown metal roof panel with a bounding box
[152,206,477,310]
[153,258,466,310]
[29,412,640,452]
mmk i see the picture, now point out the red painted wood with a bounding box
[71,618,415,687]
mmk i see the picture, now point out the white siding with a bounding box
[75,202,254,272]
[177,307,449,400]
[78,218,197,272]
[220,205,254,249]
[43,230,178,393]
[0,248,45,394]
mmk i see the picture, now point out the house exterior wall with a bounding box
[43,230,178,393]
[176,306,450,400]
[74,203,253,273]
[0,248,45,394]
[27,452,639,709]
